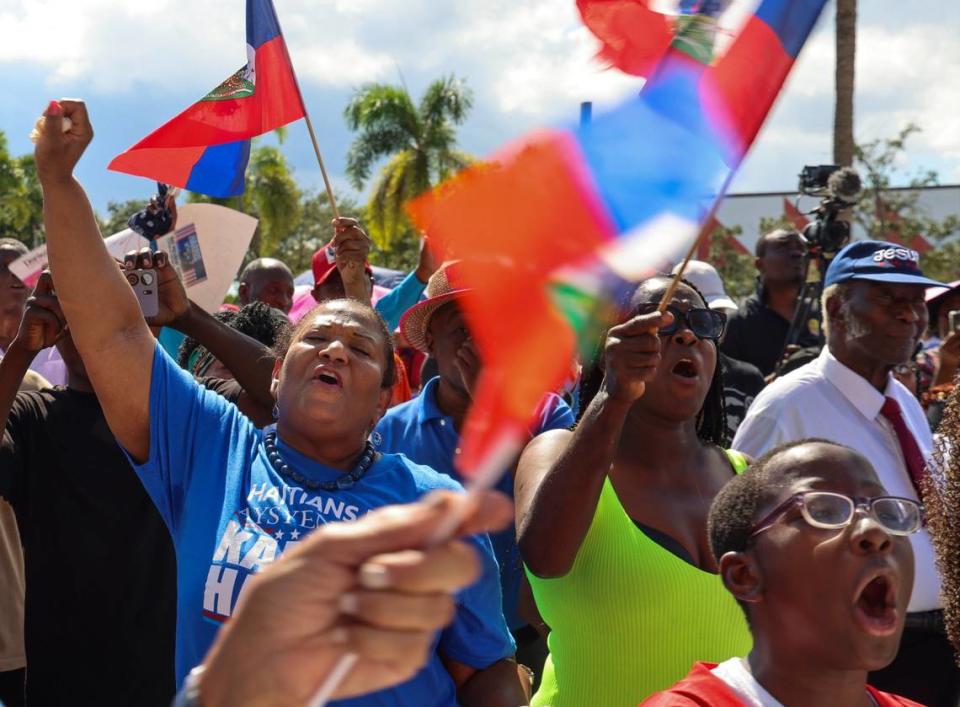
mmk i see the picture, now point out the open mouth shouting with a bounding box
[312,366,343,389]
[671,358,699,381]
[852,569,899,636]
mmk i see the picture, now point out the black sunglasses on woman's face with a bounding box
[634,304,726,341]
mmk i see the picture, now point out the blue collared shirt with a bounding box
[375,271,427,331]
[376,377,575,629]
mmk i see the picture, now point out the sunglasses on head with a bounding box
[649,304,726,341]
[749,491,923,539]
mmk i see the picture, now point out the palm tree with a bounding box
[344,75,474,249]
[834,0,857,166]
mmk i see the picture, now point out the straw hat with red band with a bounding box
[400,261,472,352]
[311,244,373,286]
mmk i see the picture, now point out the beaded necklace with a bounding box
[263,431,377,491]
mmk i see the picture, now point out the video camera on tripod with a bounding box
[797,165,862,255]
[775,165,863,374]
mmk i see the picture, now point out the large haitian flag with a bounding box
[408,0,826,482]
[109,0,305,197]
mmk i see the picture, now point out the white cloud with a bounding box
[293,40,392,86]
[727,11,960,191]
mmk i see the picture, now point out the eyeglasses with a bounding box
[657,305,727,341]
[749,491,923,538]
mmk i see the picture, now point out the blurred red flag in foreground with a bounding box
[410,0,826,483]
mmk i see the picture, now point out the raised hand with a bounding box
[12,271,67,354]
[332,217,373,302]
[33,99,94,186]
[331,217,371,267]
[415,234,440,283]
[122,248,189,327]
[601,309,673,403]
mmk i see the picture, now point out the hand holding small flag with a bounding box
[602,309,673,404]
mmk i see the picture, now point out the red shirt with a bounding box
[642,662,925,706]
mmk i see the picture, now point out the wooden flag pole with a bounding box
[302,111,340,220]
[273,5,340,221]
[657,170,737,313]
[275,5,371,302]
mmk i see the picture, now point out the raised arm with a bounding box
[130,246,277,411]
[0,272,65,432]
[333,218,375,303]
[515,310,668,578]
[173,303,277,408]
[35,100,155,461]
[375,235,436,330]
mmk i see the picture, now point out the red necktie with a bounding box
[879,396,927,498]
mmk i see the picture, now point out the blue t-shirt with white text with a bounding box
[129,344,514,706]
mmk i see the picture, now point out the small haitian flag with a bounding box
[408,0,826,482]
[109,0,306,197]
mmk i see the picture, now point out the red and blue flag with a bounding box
[109,0,305,197]
[409,0,826,482]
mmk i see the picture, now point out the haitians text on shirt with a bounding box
[202,481,361,624]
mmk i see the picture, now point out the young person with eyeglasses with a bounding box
[514,276,752,705]
[733,241,952,704]
[644,439,922,706]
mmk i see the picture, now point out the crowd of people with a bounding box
[1,99,959,707]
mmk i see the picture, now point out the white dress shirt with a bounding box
[733,347,940,612]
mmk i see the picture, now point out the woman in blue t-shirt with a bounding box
[33,99,525,707]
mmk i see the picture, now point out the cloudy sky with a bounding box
[1,0,958,216]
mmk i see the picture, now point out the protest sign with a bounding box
[10,203,256,314]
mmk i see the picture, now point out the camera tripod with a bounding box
[775,251,829,376]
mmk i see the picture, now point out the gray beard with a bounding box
[841,301,873,340]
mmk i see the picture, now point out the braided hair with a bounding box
[177,302,290,373]
[922,381,960,661]
[578,274,728,447]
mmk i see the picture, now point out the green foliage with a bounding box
[369,225,422,272]
[922,242,960,284]
[705,224,755,300]
[344,75,473,250]
[247,145,302,256]
[0,132,44,247]
[853,124,960,281]
[271,190,360,276]
[758,215,795,238]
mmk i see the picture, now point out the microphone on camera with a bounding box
[826,166,862,204]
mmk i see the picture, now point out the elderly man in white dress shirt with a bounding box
[733,239,951,706]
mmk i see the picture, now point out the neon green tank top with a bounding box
[527,450,752,706]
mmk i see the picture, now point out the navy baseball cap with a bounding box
[824,240,946,288]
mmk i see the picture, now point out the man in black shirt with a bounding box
[722,229,820,376]
[0,267,275,705]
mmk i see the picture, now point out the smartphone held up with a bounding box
[126,268,160,318]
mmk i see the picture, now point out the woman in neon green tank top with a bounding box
[515,276,752,706]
